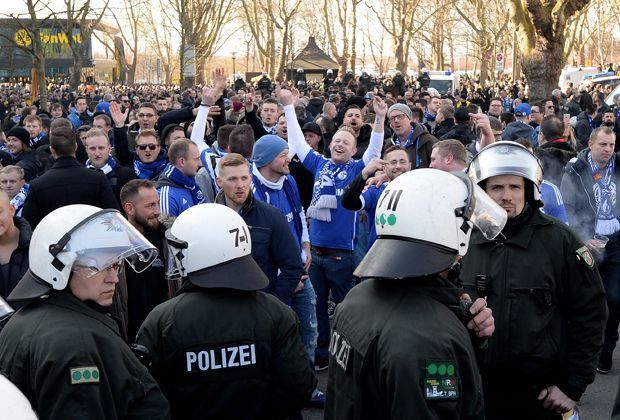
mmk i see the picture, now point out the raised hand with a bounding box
[109,101,129,128]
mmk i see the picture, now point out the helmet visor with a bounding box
[164,228,187,282]
[469,183,507,240]
[65,211,158,277]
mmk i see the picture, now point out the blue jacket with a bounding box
[216,191,303,305]
[157,173,196,217]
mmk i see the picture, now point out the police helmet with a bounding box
[354,169,507,279]
[327,69,333,74]
[297,68,303,73]
[468,141,543,201]
[9,205,157,302]
[164,203,268,290]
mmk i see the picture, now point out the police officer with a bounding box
[0,204,169,420]
[461,141,607,419]
[136,203,316,419]
[326,168,504,419]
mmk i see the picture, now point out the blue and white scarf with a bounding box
[307,160,354,222]
[588,151,620,235]
[134,157,167,180]
[163,164,205,205]
[29,132,45,148]
[10,183,29,215]
[424,112,436,123]
[86,155,118,176]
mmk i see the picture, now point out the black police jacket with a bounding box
[0,291,170,420]
[136,287,316,420]
[325,278,484,420]
[460,210,607,402]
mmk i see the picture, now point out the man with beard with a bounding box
[385,103,437,169]
[602,109,620,150]
[342,146,411,251]
[120,179,170,339]
[215,153,303,307]
[462,141,606,419]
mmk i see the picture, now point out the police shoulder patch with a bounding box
[576,245,595,269]
[70,366,100,384]
[424,360,458,400]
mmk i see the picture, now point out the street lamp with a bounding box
[232,52,237,77]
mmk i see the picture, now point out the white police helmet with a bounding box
[327,69,333,74]
[297,68,303,73]
[0,375,37,420]
[8,205,158,302]
[354,169,507,279]
[164,203,268,290]
[468,141,543,200]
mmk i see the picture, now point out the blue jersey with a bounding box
[540,180,568,224]
[361,183,387,250]
[252,175,303,252]
[303,152,366,250]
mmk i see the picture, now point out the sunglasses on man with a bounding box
[137,144,158,151]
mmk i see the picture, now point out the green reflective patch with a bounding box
[425,360,456,377]
[70,367,100,384]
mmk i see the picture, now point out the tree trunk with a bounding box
[521,37,564,104]
[70,50,84,91]
[127,60,137,85]
[35,55,48,111]
[394,39,407,74]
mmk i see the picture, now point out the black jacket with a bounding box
[440,122,477,146]
[461,210,607,403]
[326,278,484,420]
[0,291,170,419]
[14,150,42,182]
[216,192,303,305]
[0,217,31,299]
[22,156,120,229]
[99,159,138,206]
[433,118,455,139]
[136,287,316,420]
[535,140,576,188]
[575,111,594,149]
[561,149,620,242]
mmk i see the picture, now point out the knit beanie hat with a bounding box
[6,126,30,147]
[252,135,289,168]
[387,103,413,119]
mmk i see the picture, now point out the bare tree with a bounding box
[107,0,146,84]
[51,0,109,91]
[367,0,440,74]
[146,0,178,85]
[0,0,53,110]
[322,0,360,74]
[166,0,234,86]
[453,0,511,81]
[510,0,592,103]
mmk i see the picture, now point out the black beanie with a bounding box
[6,126,30,148]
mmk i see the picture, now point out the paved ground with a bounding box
[302,347,620,419]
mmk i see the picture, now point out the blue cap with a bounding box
[252,135,289,168]
[95,101,111,115]
[515,103,531,117]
